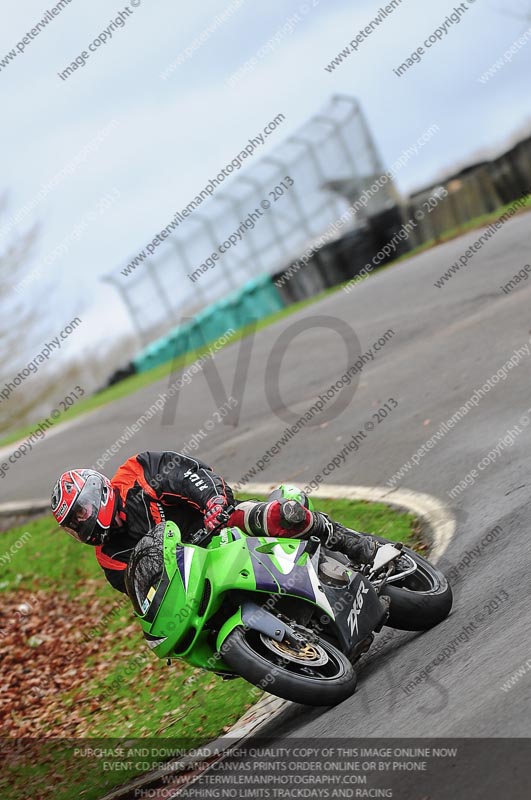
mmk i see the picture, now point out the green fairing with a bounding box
[131,523,322,671]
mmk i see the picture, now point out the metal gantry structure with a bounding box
[103,95,395,344]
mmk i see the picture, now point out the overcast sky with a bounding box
[1,0,531,366]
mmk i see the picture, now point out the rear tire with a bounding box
[369,538,452,631]
[220,626,357,706]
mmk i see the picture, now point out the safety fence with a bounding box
[103,95,396,346]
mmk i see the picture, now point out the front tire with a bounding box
[220,626,357,706]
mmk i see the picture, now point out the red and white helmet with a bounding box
[51,469,117,545]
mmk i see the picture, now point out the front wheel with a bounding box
[220,626,357,706]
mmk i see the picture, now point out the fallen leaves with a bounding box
[0,584,143,738]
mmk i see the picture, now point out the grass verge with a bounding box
[1,496,418,800]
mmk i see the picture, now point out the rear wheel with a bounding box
[220,626,357,706]
[369,538,453,631]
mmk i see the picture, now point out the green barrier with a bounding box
[133,276,285,373]
[166,324,192,359]
[196,303,236,343]
[261,279,285,314]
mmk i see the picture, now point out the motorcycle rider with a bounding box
[50,451,377,595]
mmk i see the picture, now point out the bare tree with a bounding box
[0,201,40,432]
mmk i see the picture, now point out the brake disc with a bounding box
[259,633,329,666]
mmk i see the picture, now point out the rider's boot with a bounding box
[309,513,378,565]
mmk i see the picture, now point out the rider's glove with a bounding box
[204,496,229,531]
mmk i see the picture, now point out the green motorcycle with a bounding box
[125,513,452,706]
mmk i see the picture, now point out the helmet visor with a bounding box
[63,479,101,542]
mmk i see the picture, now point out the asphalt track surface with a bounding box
[3,211,531,740]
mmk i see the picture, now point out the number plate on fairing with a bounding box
[321,574,384,654]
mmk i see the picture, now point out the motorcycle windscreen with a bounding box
[125,523,169,619]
